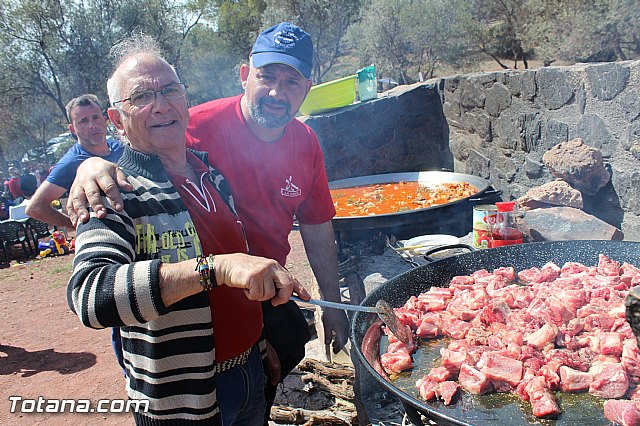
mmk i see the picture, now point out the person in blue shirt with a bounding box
[26,94,123,230]
[26,94,126,376]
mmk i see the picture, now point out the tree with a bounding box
[216,0,266,58]
[528,0,640,63]
[180,25,244,105]
[485,0,640,67]
[460,0,535,70]
[0,95,64,164]
[261,0,362,83]
[0,0,210,163]
[347,0,472,84]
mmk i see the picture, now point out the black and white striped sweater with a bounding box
[68,146,234,425]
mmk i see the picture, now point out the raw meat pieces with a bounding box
[380,254,640,421]
[604,399,640,426]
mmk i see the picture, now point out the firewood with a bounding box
[270,406,357,425]
[301,372,354,400]
[270,359,361,424]
[298,358,354,379]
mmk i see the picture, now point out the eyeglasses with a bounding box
[112,82,188,108]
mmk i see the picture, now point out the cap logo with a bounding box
[274,30,300,48]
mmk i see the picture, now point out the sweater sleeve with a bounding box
[67,202,168,329]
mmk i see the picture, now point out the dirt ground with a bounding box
[0,231,325,426]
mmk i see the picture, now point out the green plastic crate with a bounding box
[299,74,357,116]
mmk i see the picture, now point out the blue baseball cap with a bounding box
[250,22,313,79]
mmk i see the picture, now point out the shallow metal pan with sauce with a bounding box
[350,240,640,426]
[329,171,499,241]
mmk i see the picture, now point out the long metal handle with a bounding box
[291,296,378,313]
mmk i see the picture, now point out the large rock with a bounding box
[542,138,611,195]
[517,180,583,210]
[521,207,623,241]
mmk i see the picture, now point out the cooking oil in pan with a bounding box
[381,335,610,425]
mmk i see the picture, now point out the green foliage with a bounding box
[0,0,638,165]
[0,0,211,163]
[347,0,472,83]
[262,0,362,83]
[180,25,244,104]
[544,0,640,63]
[217,0,266,57]
[467,0,640,68]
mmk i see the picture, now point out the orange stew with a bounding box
[331,181,477,217]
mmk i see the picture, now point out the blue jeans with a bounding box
[111,327,126,377]
[216,345,266,426]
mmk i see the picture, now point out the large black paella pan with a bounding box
[329,171,500,241]
[351,240,640,426]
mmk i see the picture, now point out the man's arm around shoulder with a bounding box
[25,181,73,229]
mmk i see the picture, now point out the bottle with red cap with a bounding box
[490,201,523,247]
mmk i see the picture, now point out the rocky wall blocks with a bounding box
[485,82,512,117]
[621,213,640,241]
[576,114,618,158]
[611,167,640,212]
[506,69,537,101]
[620,90,640,123]
[537,67,577,110]
[587,61,631,101]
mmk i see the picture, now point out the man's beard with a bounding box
[245,93,293,129]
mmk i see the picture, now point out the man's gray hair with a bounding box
[109,32,163,69]
[65,94,102,123]
[107,32,176,106]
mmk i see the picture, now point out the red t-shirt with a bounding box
[186,95,336,266]
[168,151,261,362]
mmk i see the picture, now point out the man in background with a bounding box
[19,168,37,196]
[26,94,123,230]
[8,169,38,221]
[5,167,23,201]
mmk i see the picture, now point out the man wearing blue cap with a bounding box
[187,22,349,423]
[67,22,349,424]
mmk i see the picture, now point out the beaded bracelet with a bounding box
[195,255,217,291]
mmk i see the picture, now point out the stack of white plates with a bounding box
[401,234,460,255]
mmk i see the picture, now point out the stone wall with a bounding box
[303,60,640,240]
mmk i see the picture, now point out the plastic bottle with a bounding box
[357,65,377,101]
[490,201,523,247]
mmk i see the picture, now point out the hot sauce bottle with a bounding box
[490,201,523,247]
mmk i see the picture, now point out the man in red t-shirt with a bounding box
[67,22,350,424]
[185,24,349,421]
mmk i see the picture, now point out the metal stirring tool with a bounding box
[291,296,411,344]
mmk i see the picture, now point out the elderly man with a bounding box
[26,94,123,229]
[68,36,309,425]
[67,22,349,423]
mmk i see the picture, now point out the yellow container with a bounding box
[299,74,357,115]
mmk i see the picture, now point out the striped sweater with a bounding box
[68,146,234,425]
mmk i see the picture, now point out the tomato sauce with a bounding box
[331,181,477,217]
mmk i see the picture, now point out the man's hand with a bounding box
[298,221,349,353]
[321,309,349,354]
[66,157,130,227]
[214,253,311,305]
